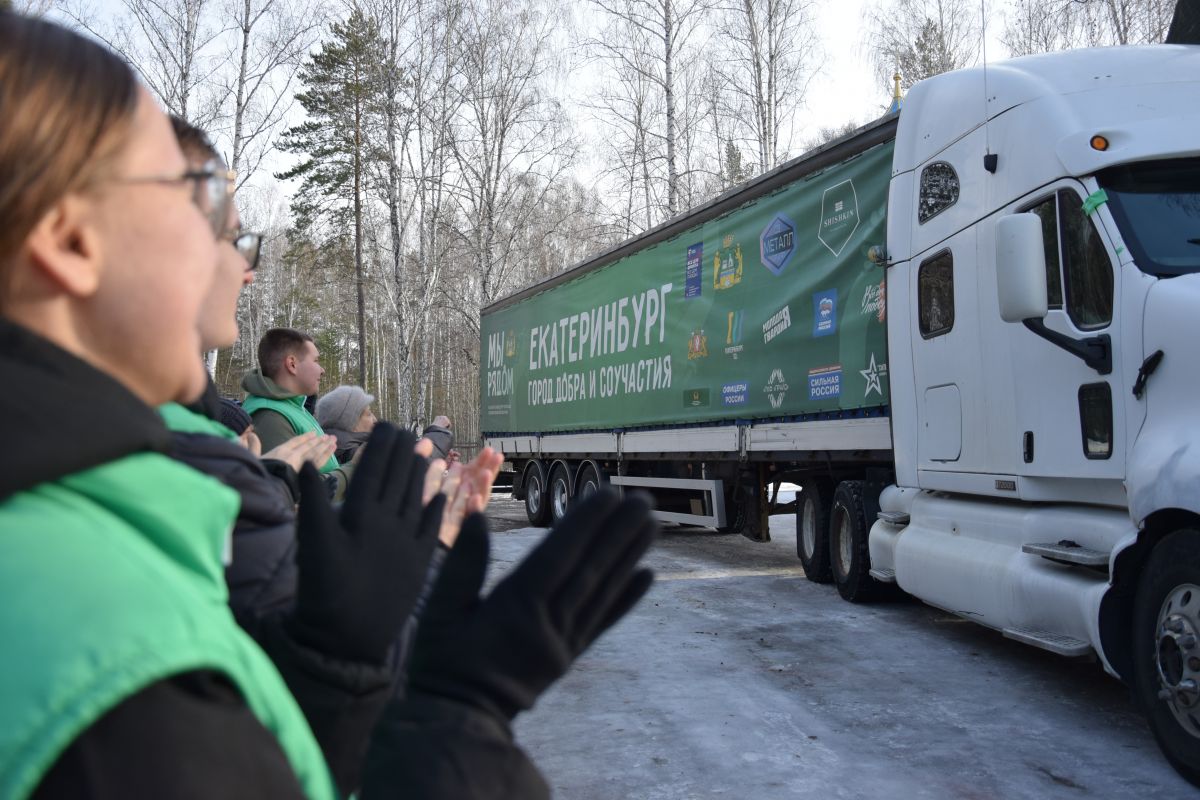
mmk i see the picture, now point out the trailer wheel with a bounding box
[829,480,883,603]
[576,463,604,499]
[549,463,572,525]
[797,479,834,584]
[523,461,550,526]
[1132,529,1200,787]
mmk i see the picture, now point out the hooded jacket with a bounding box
[421,423,454,461]
[0,318,334,799]
[161,395,398,795]
[242,370,354,499]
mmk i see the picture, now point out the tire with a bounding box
[576,463,604,499]
[797,479,834,584]
[548,464,572,525]
[829,480,883,603]
[523,462,550,526]
[1132,529,1200,787]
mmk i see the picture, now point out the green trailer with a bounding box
[482,116,897,541]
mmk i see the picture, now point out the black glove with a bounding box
[408,488,658,722]
[287,423,446,664]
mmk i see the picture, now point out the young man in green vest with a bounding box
[242,327,355,497]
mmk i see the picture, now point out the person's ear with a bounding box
[23,195,104,298]
[286,353,299,376]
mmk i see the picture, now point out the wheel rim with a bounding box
[801,497,817,560]
[552,477,569,519]
[527,475,542,512]
[834,508,852,579]
[580,478,598,498]
[1155,583,1200,738]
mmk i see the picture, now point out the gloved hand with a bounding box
[408,488,658,722]
[287,423,446,664]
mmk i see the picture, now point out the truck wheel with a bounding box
[549,464,571,525]
[829,480,883,603]
[797,479,833,584]
[576,463,604,499]
[1132,529,1200,787]
[523,461,550,526]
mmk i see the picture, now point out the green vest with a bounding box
[159,401,240,441]
[0,454,337,799]
[242,394,339,473]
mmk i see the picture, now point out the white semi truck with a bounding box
[480,45,1200,782]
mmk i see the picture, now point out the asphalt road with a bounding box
[483,494,1197,799]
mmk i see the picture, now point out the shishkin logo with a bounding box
[818,180,860,257]
[725,310,744,359]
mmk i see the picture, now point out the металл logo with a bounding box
[760,214,796,275]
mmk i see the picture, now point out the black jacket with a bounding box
[168,425,299,624]
[326,426,369,465]
[421,423,454,461]
[2,318,548,800]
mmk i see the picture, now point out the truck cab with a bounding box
[871,45,1200,781]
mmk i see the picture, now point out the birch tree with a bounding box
[64,0,227,126]
[721,0,820,172]
[588,0,712,216]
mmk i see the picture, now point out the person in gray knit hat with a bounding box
[315,385,377,464]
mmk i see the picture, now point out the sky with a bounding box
[71,0,1011,212]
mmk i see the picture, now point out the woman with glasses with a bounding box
[0,12,657,800]
[157,117,407,796]
[0,13,344,798]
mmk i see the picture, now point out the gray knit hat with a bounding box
[316,385,375,432]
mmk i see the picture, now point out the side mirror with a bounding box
[995,214,1049,323]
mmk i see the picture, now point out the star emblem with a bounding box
[860,353,885,397]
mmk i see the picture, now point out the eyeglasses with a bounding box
[225,230,262,271]
[113,159,236,238]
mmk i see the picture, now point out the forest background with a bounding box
[12,0,1186,445]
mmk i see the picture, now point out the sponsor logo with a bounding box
[684,242,703,299]
[763,305,791,344]
[485,329,515,400]
[860,352,888,397]
[713,234,743,290]
[861,279,886,323]
[721,381,749,406]
[687,329,708,359]
[764,368,789,409]
[683,388,711,408]
[818,180,860,257]
[724,310,744,359]
[808,365,842,400]
[813,289,837,337]
[760,214,797,275]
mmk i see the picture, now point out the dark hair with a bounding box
[0,12,139,303]
[170,115,220,165]
[258,327,314,378]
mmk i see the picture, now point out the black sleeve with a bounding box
[361,691,550,800]
[258,617,395,796]
[33,671,306,799]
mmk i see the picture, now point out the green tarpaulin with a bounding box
[481,140,894,433]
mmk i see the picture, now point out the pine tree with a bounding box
[277,7,381,387]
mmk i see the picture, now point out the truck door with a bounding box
[1000,181,1128,502]
[909,226,982,484]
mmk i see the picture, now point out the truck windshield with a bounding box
[1097,158,1200,277]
